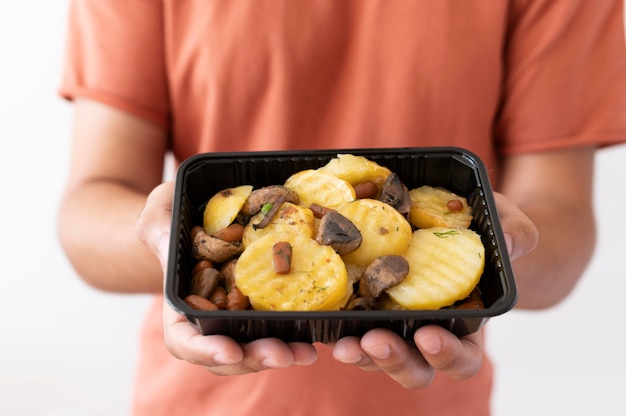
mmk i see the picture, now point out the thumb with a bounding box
[493,192,538,260]
[136,181,175,272]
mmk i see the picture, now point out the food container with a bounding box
[165,147,516,343]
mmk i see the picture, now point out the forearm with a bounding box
[57,180,163,293]
[512,200,595,309]
[498,146,597,310]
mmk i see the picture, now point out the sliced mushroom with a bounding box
[237,185,300,226]
[358,255,409,299]
[315,211,362,255]
[190,267,221,298]
[192,228,243,264]
[379,172,412,215]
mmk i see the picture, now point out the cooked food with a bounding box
[408,185,472,229]
[385,227,485,310]
[337,198,412,267]
[237,185,300,228]
[242,202,315,249]
[203,185,253,235]
[318,153,391,194]
[379,172,412,215]
[284,169,356,210]
[315,211,362,255]
[358,255,410,299]
[191,226,243,264]
[234,232,350,311]
[186,154,486,312]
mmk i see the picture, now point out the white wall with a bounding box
[0,2,624,415]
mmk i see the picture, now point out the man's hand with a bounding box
[332,191,538,388]
[136,182,319,375]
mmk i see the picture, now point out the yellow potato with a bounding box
[409,185,472,229]
[284,169,355,210]
[337,199,412,267]
[318,154,392,191]
[203,185,253,235]
[386,227,485,310]
[234,232,350,311]
[242,202,315,249]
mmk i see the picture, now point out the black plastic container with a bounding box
[165,147,516,343]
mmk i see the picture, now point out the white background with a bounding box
[1,2,625,415]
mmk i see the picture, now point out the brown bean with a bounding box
[209,286,228,310]
[272,241,292,274]
[212,223,244,243]
[184,294,219,311]
[353,181,378,199]
[446,199,464,212]
[191,260,214,277]
[309,203,335,219]
[226,287,250,310]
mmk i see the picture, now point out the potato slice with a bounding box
[409,185,472,229]
[242,202,315,249]
[284,169,355,210]
[337,199,412,267]
[318,154,392,192]
[235,232,350,311]
[203,185,253,235]
[386,227,485,310]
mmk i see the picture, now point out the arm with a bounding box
[57,98,167,293]
[498,146,596,309]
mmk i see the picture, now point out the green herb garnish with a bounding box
[261,202,274,215]
[433,230,460,238]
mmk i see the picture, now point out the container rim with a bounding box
[165,146,517,323]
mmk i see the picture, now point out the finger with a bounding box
[136,181,175,270]
[359,329,435,389]
[204,340,317,375]
[333,336,376,369]
[414,326,483,381]
[162,300,244,367]
[287,342,318,366]
[208,338,301,376]
[163,299,317,375]
[494,193,538,260]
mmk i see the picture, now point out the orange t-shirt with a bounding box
[60,1,626,415]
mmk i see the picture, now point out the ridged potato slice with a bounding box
[337,199,412,267]
[284,169,355,210]
[242,202,315,249]
[318,154,392,191]
[203,185,253,235]
[409,185,472,229]
[386,227,485,310]
[234,232,350,311]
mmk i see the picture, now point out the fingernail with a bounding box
[261,358,282,368]
[340,354,364,364]
[368,344,391,360]
[419,334,442,355]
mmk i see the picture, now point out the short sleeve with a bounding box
[496,0,626,154]
[59,0,169,130]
